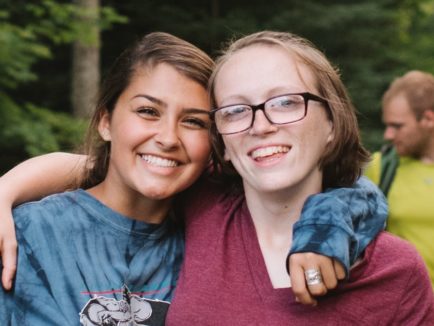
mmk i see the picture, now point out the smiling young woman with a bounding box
[166,31,434,325]
[0,32,214,325]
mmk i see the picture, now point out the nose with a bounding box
[383,126,395,142]
[249,110,277,136]
[154,119,180,150]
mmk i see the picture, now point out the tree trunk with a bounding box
[71,0,100,118]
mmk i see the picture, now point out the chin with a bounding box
[137,187,173,200]
[253,180,296,193]
[146,193,174,201]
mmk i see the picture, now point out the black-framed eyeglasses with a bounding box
[211,92,328,135]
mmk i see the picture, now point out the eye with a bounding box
[390,123,403,130]
[268,95,304,111]
[183,116,210,130]
[279,99,296,107]
[219,105,251,122]
[136,106,160,119]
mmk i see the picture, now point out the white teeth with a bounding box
[250,146,289,159]
[140,155,179,167]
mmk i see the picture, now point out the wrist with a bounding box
[0,177,20,209]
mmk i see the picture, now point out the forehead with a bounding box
[123,63,210,109]
[130,63,197,91]
[383,94,415,121]
[214,44,316,104]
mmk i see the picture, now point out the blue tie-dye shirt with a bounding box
[0,190,183,325]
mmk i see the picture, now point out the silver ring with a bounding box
[305,268,323,286]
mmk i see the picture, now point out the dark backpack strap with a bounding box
[379,144,399,197]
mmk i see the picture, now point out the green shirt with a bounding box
[365,152,434,287]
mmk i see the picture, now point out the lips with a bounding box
[140,154,180,167]
[249,145,290,160]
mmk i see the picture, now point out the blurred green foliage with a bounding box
[1,0,434,174]
[0,92,87,174]
[0,0,125,174]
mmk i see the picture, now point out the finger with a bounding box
[289,263,317,306]
[318,260,338,290]
[306,280,327,297]
[1,240,17,290]
[333,259,346,280]
[305,267,328,296]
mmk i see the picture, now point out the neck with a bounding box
[417,128,434,163]
[243,174,322,235]
[87,181,172,224]
[243,176,322,288]
[244,186,301,238]
[420,142,434,164]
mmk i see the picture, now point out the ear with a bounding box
[326,120,334,143]
[422,109,434,128]
[98,110,112,141]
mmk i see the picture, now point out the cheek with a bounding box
[185,133,212,164]
[407,123,421,136]
[394,127,412,144]
[298,122,331,158]
[313,112,333,140]
[112,114,145,140]
[112,124,145,150]
[221,136,240,162]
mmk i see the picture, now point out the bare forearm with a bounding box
[0,152,86,206]
[0,152,86,290]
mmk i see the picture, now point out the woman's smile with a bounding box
[139,154,180,168]
[249,145,290,161]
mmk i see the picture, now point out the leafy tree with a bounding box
[0,0,125,173]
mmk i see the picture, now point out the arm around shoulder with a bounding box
[0,152,86,206]
[289,177,387,276]
[0,152,85,290]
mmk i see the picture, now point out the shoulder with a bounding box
[367,233,434,322]
[12,190,85,230]
[370,231,420,258]
[13,190,82,214]
[364,151,382,184]
[180,175,244,225]
[346,232,434,324]
[360,231,430,282]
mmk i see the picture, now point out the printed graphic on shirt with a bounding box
[79,285,169,326]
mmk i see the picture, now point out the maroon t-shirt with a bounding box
[167,183,434,325]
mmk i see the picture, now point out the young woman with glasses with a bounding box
[165,31,434,324]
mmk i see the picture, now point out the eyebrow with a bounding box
[218,87,301,107]
[132,94,210,115]
[132,94,165,106]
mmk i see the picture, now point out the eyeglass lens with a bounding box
[215,93,307,134]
